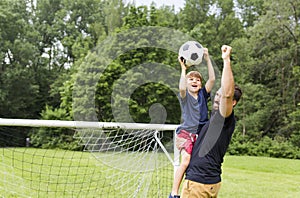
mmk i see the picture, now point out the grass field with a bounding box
[1,148,300,197]
[219,155,300,198]
[0,148,173,197]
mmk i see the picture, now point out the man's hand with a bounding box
[221,45,232,60]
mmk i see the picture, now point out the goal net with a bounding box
[0,119,179,197]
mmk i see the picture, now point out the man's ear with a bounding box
[232,100,237,107]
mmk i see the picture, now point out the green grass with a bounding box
[1,148,300,197]
[219,155,300,198]
[0,148,173,197]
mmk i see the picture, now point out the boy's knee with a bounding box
[181,160,189,168]
[181,154,191,167]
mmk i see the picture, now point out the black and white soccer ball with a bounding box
[179,41,204,67]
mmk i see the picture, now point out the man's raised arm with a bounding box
[219,45,235,118]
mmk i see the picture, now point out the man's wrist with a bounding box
[223,58,231,63]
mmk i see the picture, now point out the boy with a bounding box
[169,47,215,198]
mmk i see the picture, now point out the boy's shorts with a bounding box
[176,129,198,154]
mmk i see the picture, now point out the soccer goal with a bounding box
[0,119,179,197]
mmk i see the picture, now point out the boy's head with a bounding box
[186,71,203,84]
[186,71,203,93]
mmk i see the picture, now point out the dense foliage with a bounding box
[0,0,299,158]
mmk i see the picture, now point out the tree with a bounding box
[233,0,300,140]
[183,1,243,84]
[178,0,214,31]
[235,0,265,27]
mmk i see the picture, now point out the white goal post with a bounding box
[0,118,178,130]
[0,118,180,198]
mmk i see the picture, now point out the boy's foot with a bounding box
[168,193,180,198]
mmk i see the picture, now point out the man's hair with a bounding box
[186,71,203,82]
[234,85,242,103]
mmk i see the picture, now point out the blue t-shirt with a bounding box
[176,88,210,134]
[185,110,236,184]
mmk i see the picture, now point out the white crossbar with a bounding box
[0,118,178,130]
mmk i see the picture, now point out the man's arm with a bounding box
[179,56,187,98]
[219,45,235,118]
[203,48,215,93]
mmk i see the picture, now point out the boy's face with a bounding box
[187,76,202,93]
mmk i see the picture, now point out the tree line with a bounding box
[0,0,299,159]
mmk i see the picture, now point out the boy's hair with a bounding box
[186,71,203,82]
[234,85,242,103]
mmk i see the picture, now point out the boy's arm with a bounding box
[204,48,215,93]
[219,45,235,118]
[179,56,187,98]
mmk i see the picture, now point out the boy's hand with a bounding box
[203,48,210,62]
[178,56,187,70]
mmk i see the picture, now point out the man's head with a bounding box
[213,85,242,110]
[233,85,243,104]
[186,71,203,93]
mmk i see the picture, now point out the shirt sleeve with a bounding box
[178,92,187,105]
[199,87,210,100]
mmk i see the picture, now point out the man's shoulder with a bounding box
[225,110,235,122]
[211,110,235,124]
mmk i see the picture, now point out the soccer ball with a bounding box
[178,41,204,67]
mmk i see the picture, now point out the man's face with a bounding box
[187,76,201,93]
[213,89,221,110]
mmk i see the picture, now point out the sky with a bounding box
[126,0,185,12]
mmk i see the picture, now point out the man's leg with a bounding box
[181,180,221,198]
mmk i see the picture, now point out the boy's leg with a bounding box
[171,149,190,196]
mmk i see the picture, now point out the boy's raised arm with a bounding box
[203,48,215,93]
[179,56,187,98]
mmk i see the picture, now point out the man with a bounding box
[179,45,243,197]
